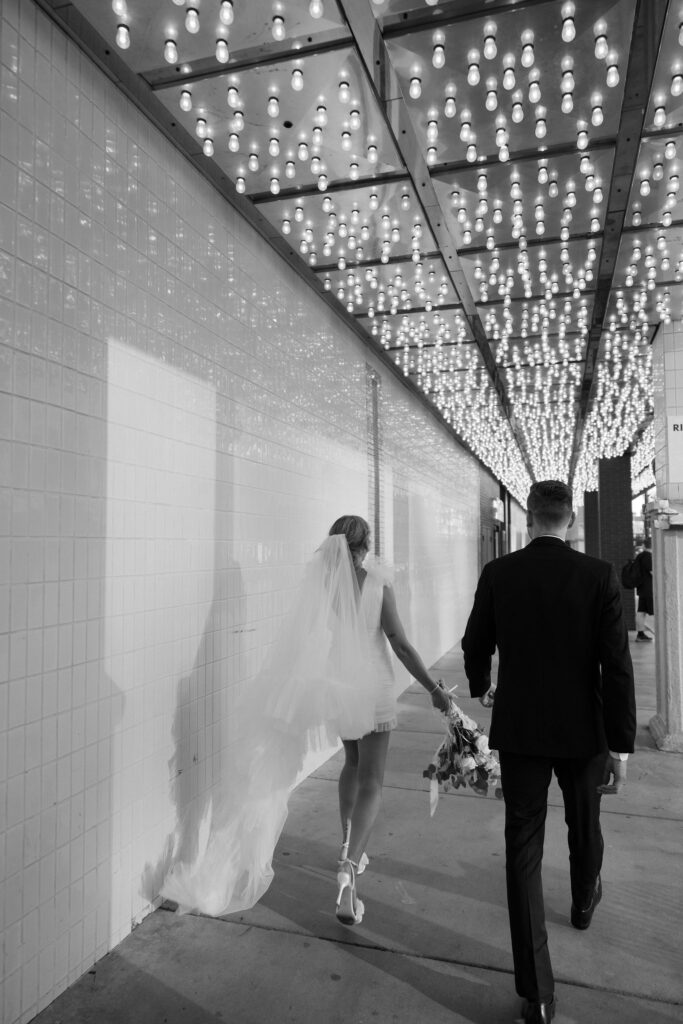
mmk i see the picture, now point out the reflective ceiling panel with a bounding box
[45,0,677,502]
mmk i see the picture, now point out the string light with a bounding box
[115,24,130,49]
[432,31,445,69]
[216,38,229,63]
[163,39,178,64]
[561,2,576,43]
[185,8,199,33]
[272,16,286,41]
[179,89,192,112]
[220,1,234,26]
[483,21,497,60]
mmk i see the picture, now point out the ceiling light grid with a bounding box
[256,181,436,270]
[49,0,678,504]
[385,0,634,169]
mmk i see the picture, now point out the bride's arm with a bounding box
[380,585,450,713]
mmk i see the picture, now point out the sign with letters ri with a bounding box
[668,416,683,484]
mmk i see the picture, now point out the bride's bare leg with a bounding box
[338,740,359,836]
[346,730,391,864]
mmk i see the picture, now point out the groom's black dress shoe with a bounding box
[522,995,555,1023]
[571,875,602,930]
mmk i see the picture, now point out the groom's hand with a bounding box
[597,755,627,795]
[479,686,496,708]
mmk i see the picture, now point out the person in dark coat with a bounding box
[461,480,636,1024]
[634,537,654,642]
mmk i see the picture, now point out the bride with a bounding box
[160,514,450,925]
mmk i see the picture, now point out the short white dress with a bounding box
[358,568,398,734]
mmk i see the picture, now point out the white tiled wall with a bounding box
[0,2,481,1021]
[653,321,683,502]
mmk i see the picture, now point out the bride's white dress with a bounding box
[159,537,396,917]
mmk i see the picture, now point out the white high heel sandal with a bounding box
[336,820,365,925]
[336,858,364,926]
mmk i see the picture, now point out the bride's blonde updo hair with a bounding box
[329,515,370,567]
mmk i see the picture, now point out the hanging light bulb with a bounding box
[591,93,604,126]
[291,68,304,91]
[594,20,608,60]
[606,54,619,87]
[235,176,246,194]
[164,39,178,64]
[427,118,439,143]
[577,127,589,150]
[179,89,192,112]
[467,49,480,86]
[268,137,279,157]
[270,177,280,195]
[502,54,516,90]
[272,16,286,41]
[459,109,471,141]
[309,0,324,17]
[409,76,422,99]
[521,30,535,68]
[216,38,229,63]
[112,0,128,14]
[528,68,541,104]
[228,133,240,152]
[297,141,308,161]
[338,80,350,103]
[318,173,328,191]
[561,2,576,43]
[247,152,259,172]
[466,138,477,163]
[202,138,214,157]
[485,78,498,111]
[653,105,667,128]
[511,90,524,123]
[115,24,130,49]
[483,21,497,60]
[444,94,457,118]
[227,86,240,109]
[285,160,295,179]
[231,110,244,131]
[432,30,445,69]
[671,73,683,97]
[185,8,200,34]
[267,95,279,118]
[653,161,664,181]
[639,177,651,196]
[195,117,207,139]
[220,1,234,26]
[665,140,677,160]
[535,106,547,138]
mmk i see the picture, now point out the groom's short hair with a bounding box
[527,480,573,526]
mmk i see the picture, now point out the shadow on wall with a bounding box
[140,555,246,902]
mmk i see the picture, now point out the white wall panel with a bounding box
[0,2,480,1021]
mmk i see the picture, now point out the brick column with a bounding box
[598,454,635,630]
[583,490,600,557]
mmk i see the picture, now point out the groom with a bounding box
[462,480,636,1024]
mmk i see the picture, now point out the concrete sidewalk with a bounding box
[33,639,682,1024]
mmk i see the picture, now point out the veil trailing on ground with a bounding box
[159,535,376,917]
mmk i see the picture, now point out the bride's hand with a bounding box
[429,682,451,714]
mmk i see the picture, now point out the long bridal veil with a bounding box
[159,535,376,916]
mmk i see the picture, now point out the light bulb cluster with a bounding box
[324,260,452,317]
[276,187,426,271]
[397,11,620,166]
[574,321,653,497]
[451,155,606,257]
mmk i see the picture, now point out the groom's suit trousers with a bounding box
[500,749,608,1002]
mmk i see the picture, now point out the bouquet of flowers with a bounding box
[423,693,503,815]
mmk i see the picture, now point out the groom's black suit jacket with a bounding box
[462,537,636,758]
